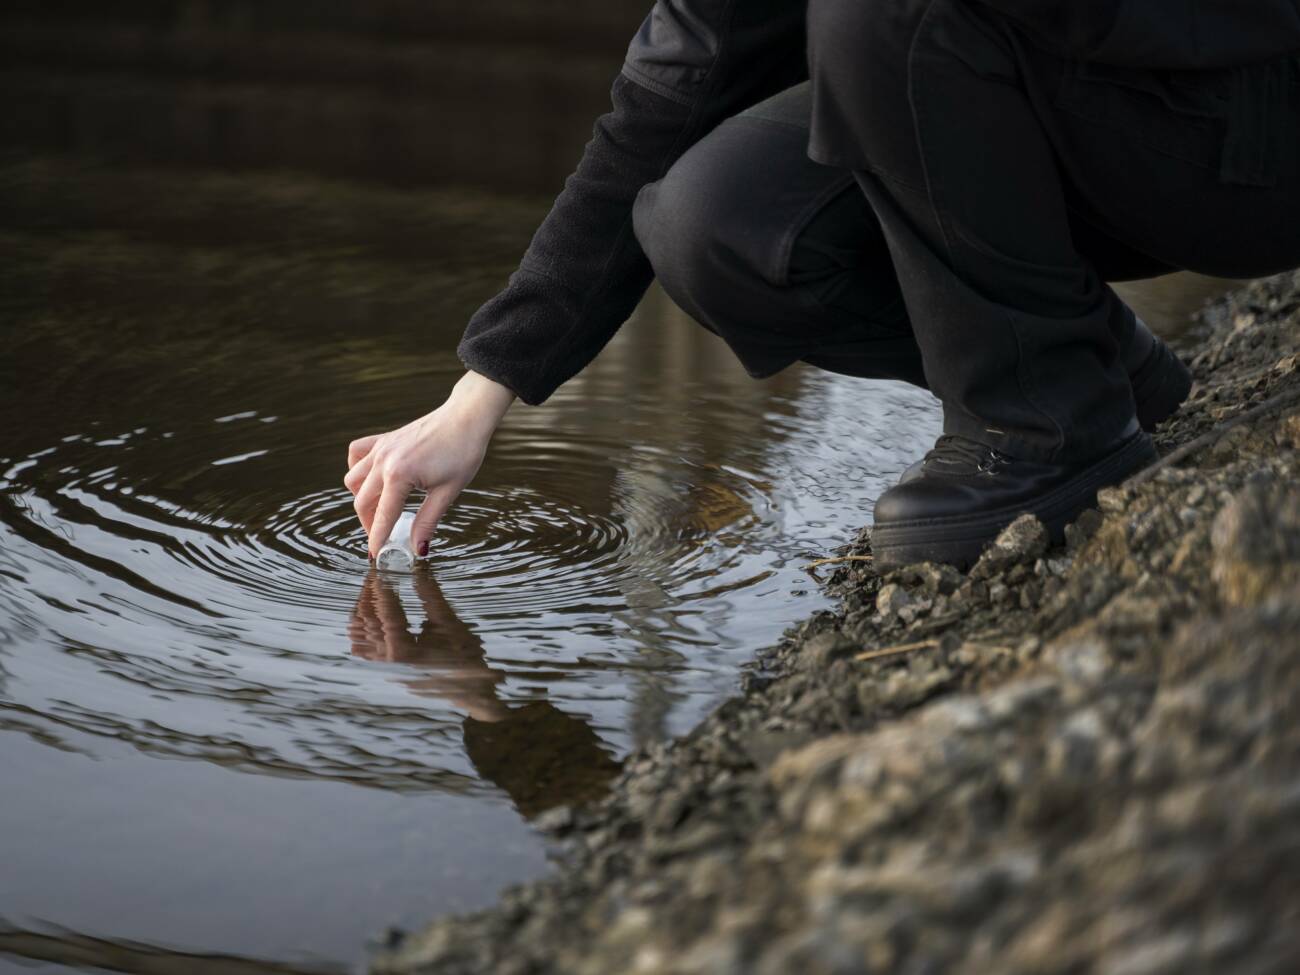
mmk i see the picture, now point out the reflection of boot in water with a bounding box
[349,569,621,817]
[462,701,621,821]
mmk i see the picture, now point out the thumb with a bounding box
[411,487,454,556]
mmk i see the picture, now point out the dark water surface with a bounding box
[0,156,944,972]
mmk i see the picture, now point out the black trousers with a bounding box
[634,2,1300,461]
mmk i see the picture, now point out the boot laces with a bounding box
[922,435,1007,475]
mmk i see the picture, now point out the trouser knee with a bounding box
[632,154,742,330]
[633,121,867,377]
[634,82,924,380]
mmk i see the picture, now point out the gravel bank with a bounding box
[375,273,1300,975]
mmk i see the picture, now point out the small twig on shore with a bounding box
[1127,380,1300,487]
[804,554,874,571]
[854,639,938,662]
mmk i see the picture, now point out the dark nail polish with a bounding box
[417,540,429,558]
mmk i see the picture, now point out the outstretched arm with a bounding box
[459,0,810,404]
[347,1,808,557]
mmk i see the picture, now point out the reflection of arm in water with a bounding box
[348,570,621,817]
[343,2,808,556]
[343,372,513,563]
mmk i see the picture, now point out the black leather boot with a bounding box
[897,321,1187,487]
[872,419,1156,570]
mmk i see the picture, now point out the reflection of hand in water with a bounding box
[349,569,510,721]
[348,570,621,818]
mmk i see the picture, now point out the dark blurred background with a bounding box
[0,0,651,192]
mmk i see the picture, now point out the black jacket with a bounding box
[457,1,1300,405]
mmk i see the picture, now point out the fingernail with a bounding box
[417,540,429,558]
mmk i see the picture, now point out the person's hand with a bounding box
[344,370,514,558]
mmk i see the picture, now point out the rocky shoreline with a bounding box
[375,273,1300,975]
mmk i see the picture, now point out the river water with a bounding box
[0,156,954,973]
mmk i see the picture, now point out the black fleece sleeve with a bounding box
[457,1,807,406]
[976,0,1300,70]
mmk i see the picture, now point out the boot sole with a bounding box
[872,430,1157,571]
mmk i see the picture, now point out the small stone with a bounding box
[1097,487,1130,515]
[1098,594,1167,631]
[802,630,857,667]
[893,561,964,596]
[973,514,1050,576]
[951,643,980,667]
[876,583,913,619]
[1210,479,1300,606]
[1047,636,1110,686]
[1277,408,1300,448]
[534,805,575,835]
[1046,556,1073,577]
[742,730,817,769]
[1209,424,1250,465]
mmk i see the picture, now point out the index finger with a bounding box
[368,479,410,559]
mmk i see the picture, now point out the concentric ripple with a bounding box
[1,376,935,798]
[0,159,943,971]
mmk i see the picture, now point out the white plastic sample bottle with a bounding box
[375,510,418,571]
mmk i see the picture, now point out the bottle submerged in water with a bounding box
[376,511,418,571]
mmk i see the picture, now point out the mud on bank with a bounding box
[376,273,1300,975]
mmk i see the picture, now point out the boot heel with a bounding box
[1133,338,1193,431]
